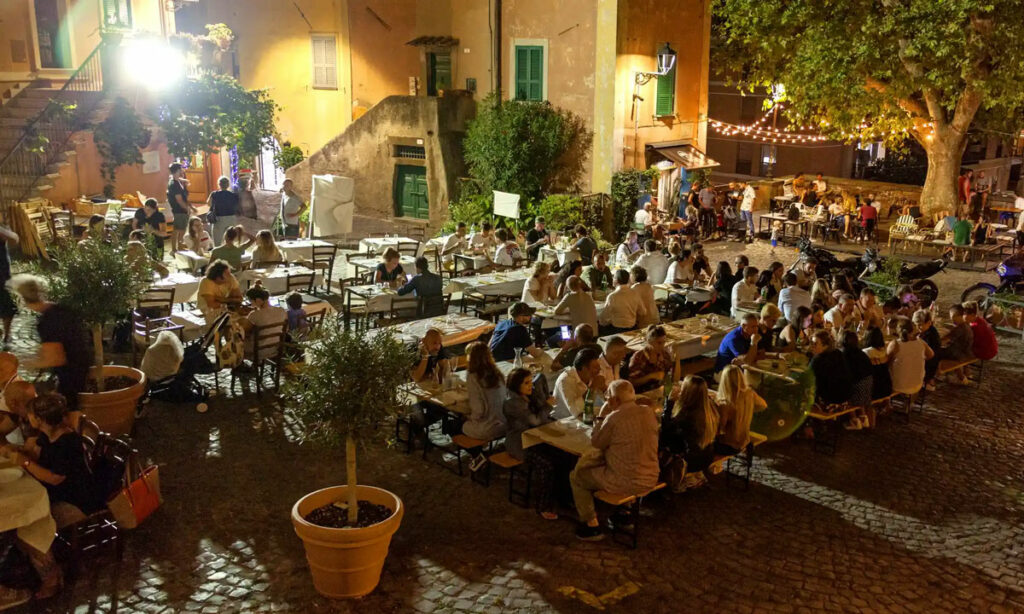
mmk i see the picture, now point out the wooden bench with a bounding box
[806,403,859,455]
[936,358,983,387]
[595,482,667,549]
[723,431,767,489]
[478,451,534,507]
[450,434,493,479]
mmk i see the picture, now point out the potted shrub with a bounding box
[282,321,412,598]
[43,239,153,434]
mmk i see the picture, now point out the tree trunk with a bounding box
[345,435,358,525]
[92,324,105,393]
[919,133,967,219]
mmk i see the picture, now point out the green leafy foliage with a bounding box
[273,143,305,171]
[154,73,278,164]
[610,168,658,241]
[531,194,584,232]
[463,93,592,200]
[44,239,153,330]
[440,194,496,234]
[713,0,1024,214]
[282,323,413,448]
[864,257,904,301]
[94,97,152,198]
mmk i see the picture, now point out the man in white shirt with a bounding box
[441,222,468,264]
[730,266,760,320]
[245,286,288,359]
[1015,196,1024,247]
[634,240,670,288]
[777,272,812,325]
[599,269,647,334]
[553,347,604,420]
[849,287,884,329]
[740,181,756,239]
[824,293,855,334]
[596,336,629,395]
[469,222,498,255]
[280,179,307,239]
[813,173,827,195]
[633,202,654,229]
[554,276,599,332]
[665,249,695,284]
[615,231,642,268]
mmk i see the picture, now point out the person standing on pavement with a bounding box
[740,181,756,241]
[207,176,239,245]
[166,162,194,252]
[698,184,717,239]
[280,179,307,238]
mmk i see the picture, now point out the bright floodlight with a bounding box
[121,39,185,91]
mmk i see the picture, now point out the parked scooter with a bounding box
[795,237,866,281]
[961,252,1024,303]
[861,248,950,303]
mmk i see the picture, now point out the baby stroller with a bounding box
[145,313,224,405]
[721,202,747,240]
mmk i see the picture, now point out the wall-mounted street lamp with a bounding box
[635,42,677,86]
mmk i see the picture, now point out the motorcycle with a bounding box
[861,248,950,303]
[961,252,1024,326]
[795,237,866,281]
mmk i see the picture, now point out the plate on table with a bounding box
[0,467,23,484]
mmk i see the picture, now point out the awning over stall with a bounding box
[646,141,719,170]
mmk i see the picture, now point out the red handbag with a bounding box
[107,459,162,529]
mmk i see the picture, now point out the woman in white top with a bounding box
[462,342,507,441]
[522,261,556,305]
[630,265,660,327]
[182,216,213,256]
[887,319,933,395]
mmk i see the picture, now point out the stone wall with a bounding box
[285,91,475,236]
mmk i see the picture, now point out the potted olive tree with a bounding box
[283,320,412,598]
[44,239,153,434]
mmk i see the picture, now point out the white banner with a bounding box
[493,190,521,219]
[310,175,354,237]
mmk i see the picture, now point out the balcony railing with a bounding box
[0,41,106,208]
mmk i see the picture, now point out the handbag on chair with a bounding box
[107,455,162,529]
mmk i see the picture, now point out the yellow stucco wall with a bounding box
[203,0,352,157]
[614,0,710,170]
[0,2,34,73]
[449,0,492,94]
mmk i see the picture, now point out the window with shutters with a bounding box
[513,45,545,101]
[311,35,338,90]
[101,0,132,31]
[654,65,676,118]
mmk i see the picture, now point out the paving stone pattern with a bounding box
[10,239,1024,613]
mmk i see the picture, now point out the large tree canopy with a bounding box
[714,0,1024,214]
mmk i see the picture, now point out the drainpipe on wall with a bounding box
[494,0,502,101]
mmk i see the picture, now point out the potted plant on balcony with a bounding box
[43,239,153,435]
[283,321,412,598]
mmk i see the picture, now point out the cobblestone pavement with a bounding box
[10,239,1024,613]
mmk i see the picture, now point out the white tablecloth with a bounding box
[151,272,202,304]
[443,269,531,297]
[238,266,324,295]
[171,299,336,341]
[278,239,334,262]
[539,246,580,267]
[358,237,424,257]
[174,250,209,275]
[374,314,495,347]
[0,462,56,553]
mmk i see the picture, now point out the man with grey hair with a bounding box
[569,379,660,541]
[8,274,92,409]
[824,293,856,334]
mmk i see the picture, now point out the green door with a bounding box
[396,165,429,219]
[427,53,452,96]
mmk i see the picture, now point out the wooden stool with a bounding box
[595,482,666,549]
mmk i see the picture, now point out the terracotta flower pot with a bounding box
[77,365,147,436]
[291,485,404,598]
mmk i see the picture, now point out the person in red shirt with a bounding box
[858,198,878,242]
[958,169,973,205]
[962,301,997,360]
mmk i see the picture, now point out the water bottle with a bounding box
[513,347,524,370]
[582,388,595,426]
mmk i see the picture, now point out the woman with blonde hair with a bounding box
[461,342,507,441]
[714,365,766,455]
[251,229,285,267]
[660,375,719,473]
[375,247,405,286]
[522,260,556,304]
[181,216,213,256]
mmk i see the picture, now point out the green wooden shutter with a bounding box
[655,65,676,117]
[434,54,452,91]
[514,45,544,101]
[101,0,132,31]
